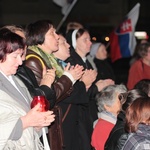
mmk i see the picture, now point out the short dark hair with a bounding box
[25,20,53,46]
[121,89,148,112]
[0,28,25,62]
[134,79,150,96]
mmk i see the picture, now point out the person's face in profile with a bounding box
[54,35,70,61]
[42,27,59,53]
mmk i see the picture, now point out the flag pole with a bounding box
[56,0,78,31]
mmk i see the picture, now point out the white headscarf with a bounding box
[86,42,102,70]
[71,29,78,49]
[90,42,101,57]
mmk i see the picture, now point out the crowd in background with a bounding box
[0,20,150,150]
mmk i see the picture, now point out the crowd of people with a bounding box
[0,20,150,150]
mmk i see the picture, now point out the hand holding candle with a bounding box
[31,95,52,150]
[31,95,50,112]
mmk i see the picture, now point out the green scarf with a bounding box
[28,45,64,78]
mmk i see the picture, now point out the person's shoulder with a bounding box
[14,75,29,89]
[115,133,129,150]
[131,131,150,143]
[130,59,142,66]
[124,133,150,150]
[110,120,125,136]
[129,59,143,72]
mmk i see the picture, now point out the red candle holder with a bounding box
[31,95,50,112]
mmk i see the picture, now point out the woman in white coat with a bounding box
[0,28,55,149]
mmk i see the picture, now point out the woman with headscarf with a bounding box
[65,28,114,150]
[87,42,115,82]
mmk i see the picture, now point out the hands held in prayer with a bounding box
[40,68,56,88]
[64,63,84,80]
[21,103,55,130]
[80,69,97,90]
[80,69,115,91]
[95,79,115,91]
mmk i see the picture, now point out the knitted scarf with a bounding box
[28,46,64,78]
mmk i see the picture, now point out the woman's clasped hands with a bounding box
[21,103,55,130]
[64,63,84,81]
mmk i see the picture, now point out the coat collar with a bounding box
[0,72,30,112]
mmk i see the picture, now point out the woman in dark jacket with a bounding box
[104,89,148,150]
[25,20,94,150]
[4,25,73,108]
[65,29,114,150]
[66,29,114,121]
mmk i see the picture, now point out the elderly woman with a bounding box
[25,20,83,86]
[0,28,55,149]
[24,20,85,107]
[91,84,127,150]
[25,20,84,150]
[127,42,150,89]
[105,89,148,150]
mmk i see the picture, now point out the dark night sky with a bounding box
[0,0,149,41]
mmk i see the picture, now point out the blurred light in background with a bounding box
[105,36,109,42]
[92,36,97,41]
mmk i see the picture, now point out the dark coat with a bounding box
[16,64,56,109]
[66,49,98,150]
[25,49,73,103]
[104,111,126,150]
[58,80,91,150]
[94,58,115,82]
[55,58,93,150]
[66,49,99,121]
[20,49,80,150]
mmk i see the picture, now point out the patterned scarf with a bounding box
[28,46,64,78]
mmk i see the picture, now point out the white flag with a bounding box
[52,0,66,7]
[53,0,75,15]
